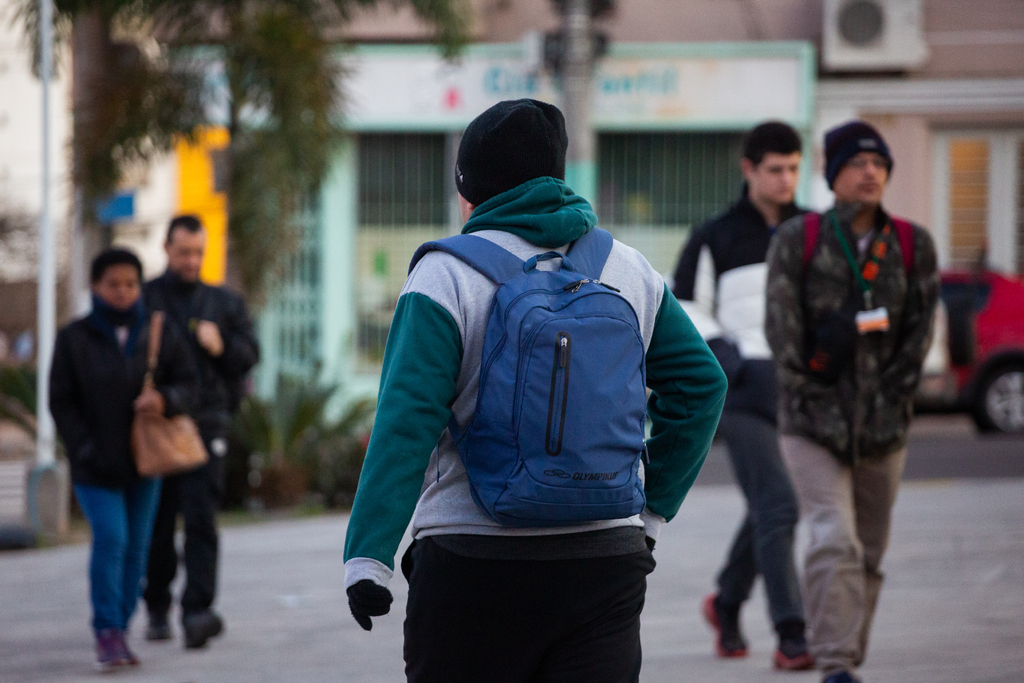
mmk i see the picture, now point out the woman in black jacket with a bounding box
[49,248,197,670]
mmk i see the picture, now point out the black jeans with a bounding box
[403,536,656,683]
[143,434,225,616]
[715,410,803,627]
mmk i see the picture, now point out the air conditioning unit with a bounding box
[823,0,929,71]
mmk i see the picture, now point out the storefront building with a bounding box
[252,41,816,397]
[91,1,1023,402]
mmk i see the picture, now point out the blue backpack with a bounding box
[409,228,648,527]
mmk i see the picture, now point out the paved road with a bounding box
[2,477,1022,683]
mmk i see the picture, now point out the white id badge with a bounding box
[855,307,890,334]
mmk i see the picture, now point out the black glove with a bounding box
[347,579,393,631]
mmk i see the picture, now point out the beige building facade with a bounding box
[343,0,1024,274]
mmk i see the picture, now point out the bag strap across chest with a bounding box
[802,212,914,274]
[145,311,165,384]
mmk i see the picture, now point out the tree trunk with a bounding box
[69,10,109,311]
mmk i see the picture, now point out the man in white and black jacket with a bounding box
[671,121,812,670]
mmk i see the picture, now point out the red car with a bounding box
[917,269,1024,432]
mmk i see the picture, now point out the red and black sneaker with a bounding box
[773,639,814,670]
[773,619,814,670]
[701,593,748,658]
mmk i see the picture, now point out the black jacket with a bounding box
[672,191,804,422]
[144,274,260,433]
[49,313,198,488]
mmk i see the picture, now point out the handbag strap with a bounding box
[145,311,165,383]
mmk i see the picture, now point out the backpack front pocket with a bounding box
[545,331,572,455]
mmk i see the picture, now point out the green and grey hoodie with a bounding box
[343,177,727,589]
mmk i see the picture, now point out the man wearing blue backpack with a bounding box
[342,99,728,682]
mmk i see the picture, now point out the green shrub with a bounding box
[231,377,374,509]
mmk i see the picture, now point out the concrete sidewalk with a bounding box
[2,479,1022,683]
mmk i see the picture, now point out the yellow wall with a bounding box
[176,127,230,285]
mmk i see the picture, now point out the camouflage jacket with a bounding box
[765,203,939,464]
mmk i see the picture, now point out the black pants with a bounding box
[143,435,224,616]
[715,410,803,627]
[403,537,656,683]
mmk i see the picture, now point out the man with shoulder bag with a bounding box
[765,121,939,683]
[143,215,260,649]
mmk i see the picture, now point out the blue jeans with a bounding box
[74,478,162,634]
[716,410,804,627]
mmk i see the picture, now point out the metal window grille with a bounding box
[948,138,990,270]
[597,132,744,275]
[271,198,322,381]
[356,134,448,370]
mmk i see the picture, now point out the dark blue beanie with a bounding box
[455,99,568,206]
[824,120,893,188]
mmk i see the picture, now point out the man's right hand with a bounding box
[196,320,225,357]
[347,579,393,631]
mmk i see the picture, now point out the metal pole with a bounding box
[562,0,595,201]
[36,0,56,467]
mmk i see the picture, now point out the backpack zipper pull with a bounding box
[563,279,590,293]
[559,336,568,367]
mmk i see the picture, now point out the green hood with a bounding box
[462,177,596,248]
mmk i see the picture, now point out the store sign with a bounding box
[343,47,808,129]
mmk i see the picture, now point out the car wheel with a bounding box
[974,364,1024,433]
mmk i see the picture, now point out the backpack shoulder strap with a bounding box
[409,234,524,284]
[890,217,915,273]
[566,228,614,279]
[802,212,821,273]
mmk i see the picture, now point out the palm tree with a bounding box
[232,375,375,507]
[19,0,469,302]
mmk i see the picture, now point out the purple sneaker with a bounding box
[94,628,124,672]
[114,631,140,666]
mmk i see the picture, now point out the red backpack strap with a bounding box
[890,217,915,273]
[802,212,821,272]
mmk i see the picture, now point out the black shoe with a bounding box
[182,610,224,649]
[146,612,172,641]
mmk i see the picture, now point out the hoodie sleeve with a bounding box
[765,217,809,384]
[671,224,713,302]
[643,283,728,522]
[49,327,92,462]
[213,290,260,379]
[343,291,463,586]
[880,225,939,401]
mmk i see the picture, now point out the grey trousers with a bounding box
[780,435,906,677]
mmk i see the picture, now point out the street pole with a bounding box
[562,0,596,202]
[37,0,56,467]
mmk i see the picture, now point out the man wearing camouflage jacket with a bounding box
[765,121,938,683]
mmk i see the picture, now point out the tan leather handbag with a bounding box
[131,311,208,477]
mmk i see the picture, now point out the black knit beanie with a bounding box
[455,99,568,206]
[824,120,893,188]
